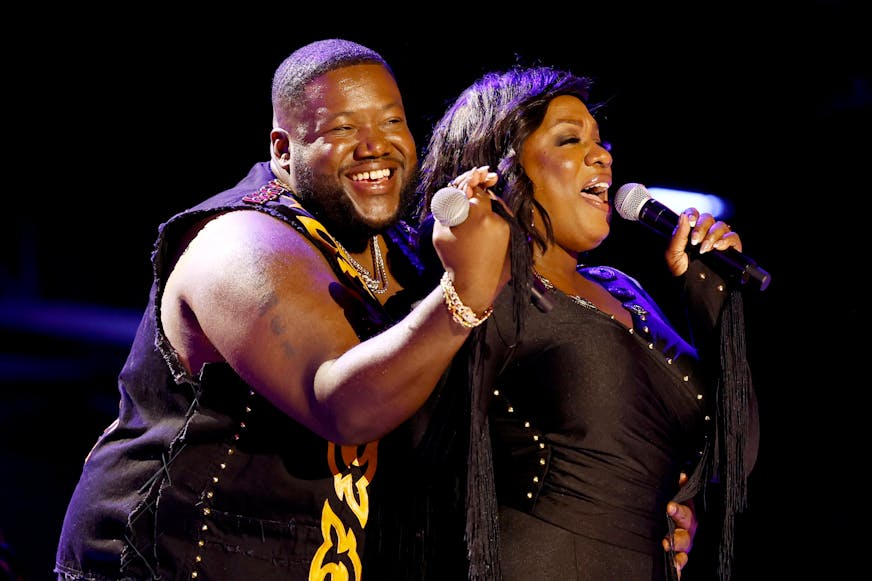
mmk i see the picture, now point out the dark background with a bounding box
[2,2,868,579]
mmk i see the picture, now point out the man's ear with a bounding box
[270,127,291,166]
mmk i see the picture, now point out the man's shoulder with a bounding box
[189,162,277,212]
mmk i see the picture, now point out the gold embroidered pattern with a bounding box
[243,181,381,580]
[308,442,378,581]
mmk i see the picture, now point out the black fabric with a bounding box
[498,505,665,581]
[54,162,429,581]
[712,289,753,581]
[364,367,472,580]
[488,268,707,557]
[450,260,758,581]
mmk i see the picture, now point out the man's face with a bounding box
[285,63,418,246]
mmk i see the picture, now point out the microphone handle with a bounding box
[697,245,771,291]
[638,200,771,291]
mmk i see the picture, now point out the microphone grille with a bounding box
[430,186,469,227]
[614,183,651,222]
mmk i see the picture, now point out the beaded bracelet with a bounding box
[440,271,494,328]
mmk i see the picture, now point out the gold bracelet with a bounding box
[440,271,494,328]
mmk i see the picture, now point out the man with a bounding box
[54,39,694,580]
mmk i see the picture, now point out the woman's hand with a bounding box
[665,209,743,277]
[432,166,511,311]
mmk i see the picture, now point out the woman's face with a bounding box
[520,94,613,255]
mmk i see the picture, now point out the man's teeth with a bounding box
[351,169,391,181]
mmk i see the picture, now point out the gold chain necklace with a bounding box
[336,236,389,295]
[269,177,389,295]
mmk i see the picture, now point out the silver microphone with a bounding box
[430,186,469,226]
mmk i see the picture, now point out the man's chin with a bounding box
[330,217,397,252]
[349,204,402,234]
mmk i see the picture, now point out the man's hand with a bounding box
[664,472,698,579]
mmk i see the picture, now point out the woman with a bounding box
[415,66,759,580]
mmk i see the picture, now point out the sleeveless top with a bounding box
[54,162,425,581]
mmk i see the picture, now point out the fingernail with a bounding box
[684,210,697,228]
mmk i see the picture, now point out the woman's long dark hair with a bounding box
[418,65,598,256]
[416,66,601,581]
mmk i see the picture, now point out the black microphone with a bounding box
[430,186,469,226]
[614,183,771,291]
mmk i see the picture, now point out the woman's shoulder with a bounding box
[578,265,646,293]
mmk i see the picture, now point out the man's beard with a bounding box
[293,163,418,253]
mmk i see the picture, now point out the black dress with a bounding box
[482,265,720,581]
